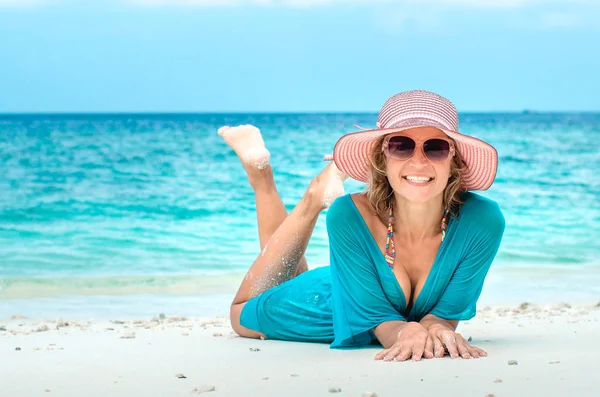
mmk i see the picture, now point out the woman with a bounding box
[219,90,505,362]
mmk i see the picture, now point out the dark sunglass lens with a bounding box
[387,136,415,159]
[424,139,450,161]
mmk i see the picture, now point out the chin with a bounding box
[395,182,445,203]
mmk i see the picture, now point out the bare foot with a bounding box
[218,124,271,172]
[308,161,348,210]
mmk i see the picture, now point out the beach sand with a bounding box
[2,302,599,397]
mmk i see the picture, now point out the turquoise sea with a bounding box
[1,113,599,319]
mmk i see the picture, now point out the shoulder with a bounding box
[458,192,506,236]
[327,193,372,218]
[326,193,380,233]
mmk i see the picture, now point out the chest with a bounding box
[371,218,442,309]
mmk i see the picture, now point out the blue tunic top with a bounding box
[240,192,505,348]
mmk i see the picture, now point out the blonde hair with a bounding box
[365,135,468,217]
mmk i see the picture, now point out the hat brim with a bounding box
[332,118,498,191]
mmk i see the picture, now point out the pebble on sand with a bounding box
[35,325,50,332]
[189,386,215,394]
[249,348,261,352]
[549,360,561,364]
[494,379,503,383]
[328,388,342,393]
[362,393,377,397]
[120,333,136,339]
[508,360,518,365]
[175,373,187,379]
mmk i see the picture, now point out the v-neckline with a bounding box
[347,195,452,318]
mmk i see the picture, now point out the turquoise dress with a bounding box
[240,192,505,348]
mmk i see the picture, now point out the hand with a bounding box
[374,322,434,362]
[427,325,487,359]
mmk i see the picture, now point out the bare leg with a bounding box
[219,125,347,338]
[231,160,346,304]
[219,125,308,276]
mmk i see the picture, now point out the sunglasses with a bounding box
[383,135,455,162]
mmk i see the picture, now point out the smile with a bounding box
[402,176,434,184]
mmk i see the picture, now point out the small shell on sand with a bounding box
[190,386,215,394]
[362,393,378,397]
[328,388,342,393]
[120,333,136,339]
[175,373,187,379]
[549,360,561,364]
[508,360,518,365]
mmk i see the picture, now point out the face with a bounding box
[383,127,454,204]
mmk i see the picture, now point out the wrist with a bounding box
[424,322,453,333]
[396,321,423,337]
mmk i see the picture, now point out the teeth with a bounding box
[405,176,432,183]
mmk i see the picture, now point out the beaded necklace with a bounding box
[384,202,449,269]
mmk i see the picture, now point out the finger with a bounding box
[423,335,434,359]
[456,338,471,359]
[374,349,387,360]
[395,347,413,362]
[462,342,481,358]
[412,346,424,361]
[433,337,445,358]
[441,332,459,359]
[468,345,487,357]
[383,346,403,362]
[467,347,480,359]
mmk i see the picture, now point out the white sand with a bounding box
[2,302,599,397]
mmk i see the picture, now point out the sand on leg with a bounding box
[218,124,308,276]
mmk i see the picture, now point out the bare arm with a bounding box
[373,320,412,348]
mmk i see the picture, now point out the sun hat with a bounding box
[329,90,498,191]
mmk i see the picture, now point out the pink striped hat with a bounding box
[331,90,498,191]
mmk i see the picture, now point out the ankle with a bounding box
[301,186,326,215]
[248,166,274,189]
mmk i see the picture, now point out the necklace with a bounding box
[384,202,449,269]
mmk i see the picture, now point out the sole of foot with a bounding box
[218,124,271,170]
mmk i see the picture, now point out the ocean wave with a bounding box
[0,273,244,299]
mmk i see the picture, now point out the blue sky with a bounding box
[0,0,599,112]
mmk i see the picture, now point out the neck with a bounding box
[391,194,445,243]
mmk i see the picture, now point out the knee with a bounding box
[230,303,266,340]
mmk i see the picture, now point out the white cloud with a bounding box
[538,12,582,28]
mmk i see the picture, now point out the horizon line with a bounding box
[1,109,599,116]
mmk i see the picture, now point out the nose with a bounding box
[408,145,429,165]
